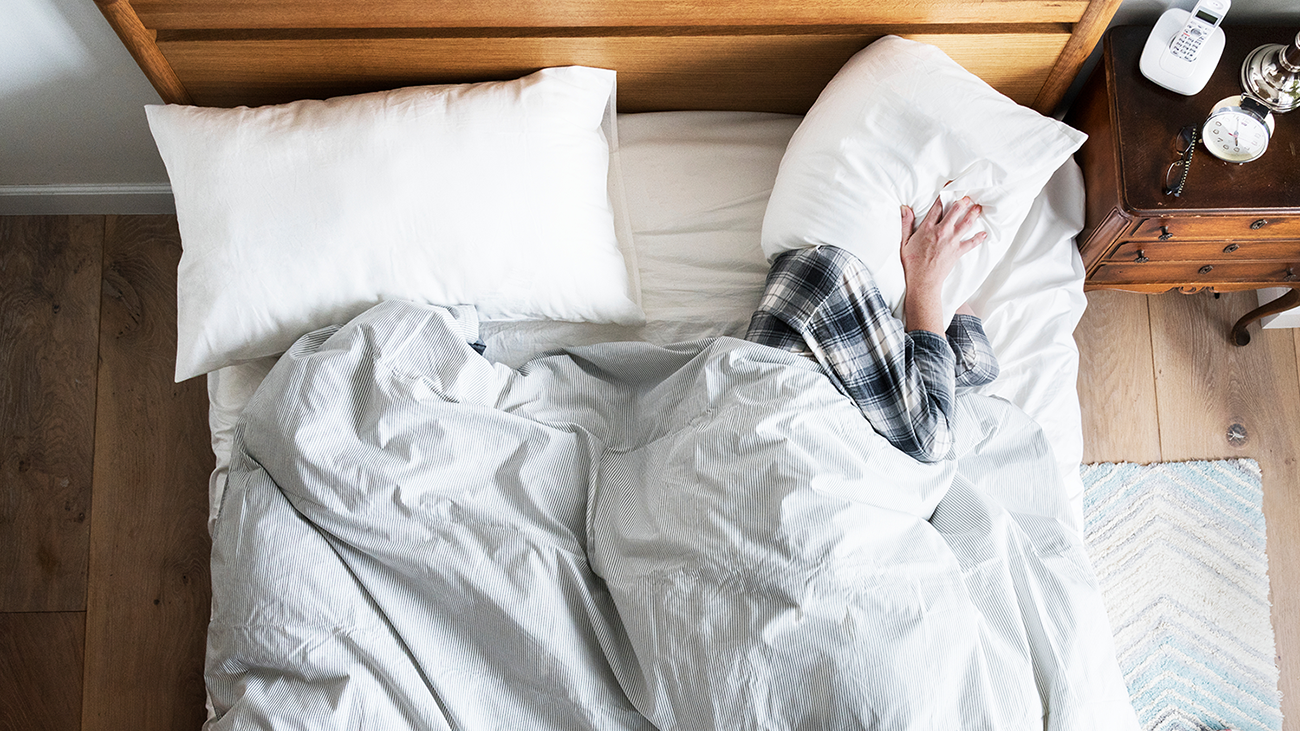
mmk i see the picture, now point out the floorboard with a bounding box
[82,216,212,731]
[1075,289,1161,464]
[0,216,102,613]
[0,611,85,730]
[1147,290,1300,731]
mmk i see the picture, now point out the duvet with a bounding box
[207,300,1139,730]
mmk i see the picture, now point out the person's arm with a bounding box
[899,197,986,336]
[747,245,962,463]
[901,199,998,388]
[744,200,989,463]
[821,199,988,461]
[946,305,1000,388]
[882,197,988,459]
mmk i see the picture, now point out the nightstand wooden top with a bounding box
[1107,24,1300,216]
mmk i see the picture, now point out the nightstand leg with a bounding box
[1231,288,1300,346]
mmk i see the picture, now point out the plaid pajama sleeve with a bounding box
[946,311,1000,388]
[745,246,998,463]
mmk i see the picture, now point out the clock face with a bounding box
[1202,107,1271,163]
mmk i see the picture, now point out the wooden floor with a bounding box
[1078,288,1300,730]
[2,214,1298,729]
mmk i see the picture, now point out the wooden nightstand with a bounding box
[1067,25,1300,345]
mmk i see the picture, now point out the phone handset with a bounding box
[1139,0,1230,95]
[1169,0,1230,62]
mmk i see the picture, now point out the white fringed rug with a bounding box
[1081,459,1282,731]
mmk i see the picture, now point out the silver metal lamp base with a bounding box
[1241,31,1300,113]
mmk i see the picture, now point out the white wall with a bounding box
[0,0,171,213]
[1,0,1298,214]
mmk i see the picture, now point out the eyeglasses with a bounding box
[1163,125,1198,197]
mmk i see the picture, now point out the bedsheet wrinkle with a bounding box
[209,300,1136,730]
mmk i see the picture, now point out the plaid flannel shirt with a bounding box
[745,246,999,463]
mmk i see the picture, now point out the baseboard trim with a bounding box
[1258,287,1300,330]
[0,184,175,215]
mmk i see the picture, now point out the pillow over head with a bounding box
[761,36,1086,321]
[148,66,643,382]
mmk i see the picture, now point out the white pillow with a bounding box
[147,66,644,382]
[761,36,1086,322]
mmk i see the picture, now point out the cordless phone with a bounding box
[1168,0,1230,61]
[1139,0,1230,95]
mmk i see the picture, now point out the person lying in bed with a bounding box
[746,196,997,463]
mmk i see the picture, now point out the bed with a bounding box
[99,1,1139,728]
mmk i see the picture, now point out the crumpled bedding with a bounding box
[207,299,1138,730]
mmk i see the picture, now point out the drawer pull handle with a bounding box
[1199,265,1214,275]
[1251,219,1269,230]
[1223,243,1240,254]
[1158,226,1174,241]
[1285,268,1298,282]
[1135,250,1150,263]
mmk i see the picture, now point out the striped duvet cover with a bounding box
[206,300,1138,730]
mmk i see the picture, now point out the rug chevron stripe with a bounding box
[1081,459,1282,731]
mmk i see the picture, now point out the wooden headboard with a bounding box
[96,0,1122,116]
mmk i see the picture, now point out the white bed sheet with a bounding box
[206,110,1088,533]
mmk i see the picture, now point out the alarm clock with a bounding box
[1202,94,1275,162]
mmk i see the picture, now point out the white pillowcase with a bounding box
[147,66,644,382]
[761,36,1086,322]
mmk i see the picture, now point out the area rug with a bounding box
[1081,459,1282,731]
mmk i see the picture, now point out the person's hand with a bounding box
[899,196,987,294]
[899,196,986,333]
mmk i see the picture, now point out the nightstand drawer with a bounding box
[1111,240,1300,263]
[1091,260,1300,286]
[1129,216,1300,242]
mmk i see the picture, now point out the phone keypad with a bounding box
[1170,25,1208,60]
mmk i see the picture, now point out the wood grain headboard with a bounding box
[96,0,1122,116]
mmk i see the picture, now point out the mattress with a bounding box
[205,110,1089,534]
